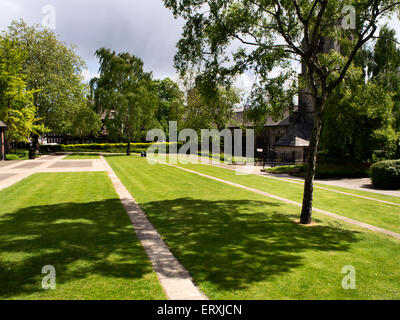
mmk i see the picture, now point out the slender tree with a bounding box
[91,48,158,155]
[163,0,400,224]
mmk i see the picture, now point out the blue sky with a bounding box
[1,0,399,92]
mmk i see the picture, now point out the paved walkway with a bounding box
[0,154,207,300]
[0,155,108,191]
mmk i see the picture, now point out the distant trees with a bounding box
[90,53,240,153]
[321,25,400,162]
[321,65,395,162]
[91,48,158,155]
[184,85,241,133]
[177,71,241,133]
[0,35,40,144]
[5,20,101,150]
[154,78,185,133]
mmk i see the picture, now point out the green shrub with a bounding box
[6,154,19,161]
[265,163,369,179]
[369,160,400,190]
[265,165,303,174]
[313,163,369,179]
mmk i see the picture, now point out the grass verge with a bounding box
[0,172,165,300]
[172,161,400,234]
[106,156,400,300]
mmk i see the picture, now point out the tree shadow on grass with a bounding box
[141,198,360,292]
[0,199,154,299]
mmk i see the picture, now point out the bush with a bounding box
[369,160,400,190]
[6,154,19,160]
[265,162,370,179]
[265,165,303,175]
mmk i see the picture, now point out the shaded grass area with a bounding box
[0,172,165,300]
[106,156,400,300]
[63,153,101,160]
[172,161,400,234]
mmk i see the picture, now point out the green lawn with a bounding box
[106,156,400,300]
[169,161,400,234]
[313,183,400,204]
[63,153,101,159]
[0,172,165,300]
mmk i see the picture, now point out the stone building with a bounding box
[230,36,340,163]
[229,109,308,163]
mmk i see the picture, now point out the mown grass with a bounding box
[262,165,400,204]
[313,183,400,204]
[170,161,400,234]
[106,156,400,300]
[0,172,165,300]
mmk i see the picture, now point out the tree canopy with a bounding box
[5,20,101,142]
[321,25,400,162]
[91,48,158,155]
[0,35,41,143]
[154,78,186,133]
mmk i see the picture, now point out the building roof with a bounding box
[0,121,7,129]
[229,111,290,128]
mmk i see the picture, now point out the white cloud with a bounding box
[81,69,99,83]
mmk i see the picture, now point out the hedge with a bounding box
[39,142,182,154]
[265,162,370,179]
[369,160,400,190]
[6,154,20,161]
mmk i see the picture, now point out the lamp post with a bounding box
[0,121,7,161]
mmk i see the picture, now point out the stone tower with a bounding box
[275,36,340,162]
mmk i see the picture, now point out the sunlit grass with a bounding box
[106,156,400,300]
[0,172,165,300]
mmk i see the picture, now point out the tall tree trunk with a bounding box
[127,141,131,156]
[300,104,324,225]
